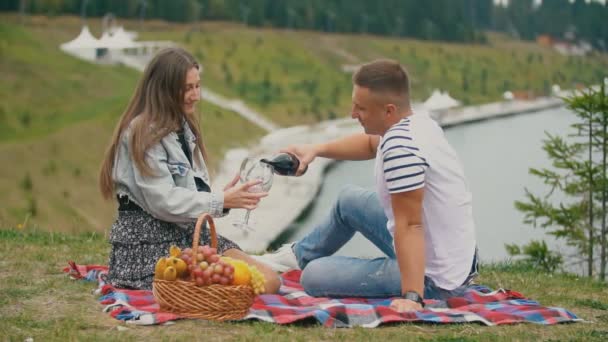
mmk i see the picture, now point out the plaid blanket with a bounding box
[64,261,581,328]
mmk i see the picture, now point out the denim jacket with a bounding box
[113,119,225,223]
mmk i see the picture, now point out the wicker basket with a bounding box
[153,213,254,321]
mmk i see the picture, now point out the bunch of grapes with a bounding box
[248,265,266,295]
[180,245,235,287]
[221,256,267,295]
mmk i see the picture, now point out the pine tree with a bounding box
[513,84,608,279]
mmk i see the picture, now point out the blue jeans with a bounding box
[293,185,476,300]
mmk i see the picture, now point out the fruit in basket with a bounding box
[196,253,204,262]
[180,251,191,264]
[175,244,243,286]
[208,254,220,264]
[192,268,204,279]
[223,265,233,277]
[175,259,188,277]
[166,257,188,278]
[164,266,177,281]
[154,257,167,280]
[170,245,182,258]
[231,263,252,286]
[203,268,213,281]
[212,273,222,283]
[249,265,266,295]
[221,257,266,294]
[202,246,213,259]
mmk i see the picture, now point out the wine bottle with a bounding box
[260,152,306,176]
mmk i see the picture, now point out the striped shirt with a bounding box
[374,111,476,291]
[379,118,429,194]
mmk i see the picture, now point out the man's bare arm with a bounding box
[282,133,380,175]
[315,133,379,161]
[391,188,425,298]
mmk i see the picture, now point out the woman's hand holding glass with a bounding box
[223,177,268,211]
[230,158,273,232]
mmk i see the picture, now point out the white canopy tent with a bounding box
[60,25,175,66]
[98,26,138,50]
[423,89,461,112]
[59,26,101,61]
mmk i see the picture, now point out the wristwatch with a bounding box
[402,291,425,308]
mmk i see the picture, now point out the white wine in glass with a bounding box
[232,157,273,232]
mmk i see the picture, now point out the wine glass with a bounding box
[232,157,273,232]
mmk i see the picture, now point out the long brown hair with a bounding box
[99,47,207,200]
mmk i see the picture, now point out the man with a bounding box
[255,59,477,312]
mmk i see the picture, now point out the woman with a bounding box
[99,48,280,293]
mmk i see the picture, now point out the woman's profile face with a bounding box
[183,67,201,115]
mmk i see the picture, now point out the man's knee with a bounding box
[336,185,364,211]
[300,259,328,296]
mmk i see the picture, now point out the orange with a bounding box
[232,263,251,286]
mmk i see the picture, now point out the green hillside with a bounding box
[160,22,608,124]
[0,14,607,233]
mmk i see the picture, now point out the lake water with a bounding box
[277,106,583,271]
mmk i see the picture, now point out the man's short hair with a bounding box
[352,59,410,105]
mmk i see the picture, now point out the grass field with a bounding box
[1,228,607,341]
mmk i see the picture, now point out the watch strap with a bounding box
[402,291,425,307]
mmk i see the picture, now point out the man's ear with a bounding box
[385,103,398,117]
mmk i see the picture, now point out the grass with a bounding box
[1,228,608,341]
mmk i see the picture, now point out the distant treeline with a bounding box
[2,0,607,47]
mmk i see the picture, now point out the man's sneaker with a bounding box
[251,243,300,273]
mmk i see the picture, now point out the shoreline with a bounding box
[212,94,572,253]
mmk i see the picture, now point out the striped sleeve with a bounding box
[381,126,428,194]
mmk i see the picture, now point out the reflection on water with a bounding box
[277,107,582,271]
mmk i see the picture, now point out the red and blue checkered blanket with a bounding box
[64,262,581,328]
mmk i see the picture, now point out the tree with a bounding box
[505,240,563,273]
[514,84,608,279]
[3,0,606,46]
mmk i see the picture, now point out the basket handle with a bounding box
[191,213,217,266]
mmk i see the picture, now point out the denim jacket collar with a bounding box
[166,119,210,184]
